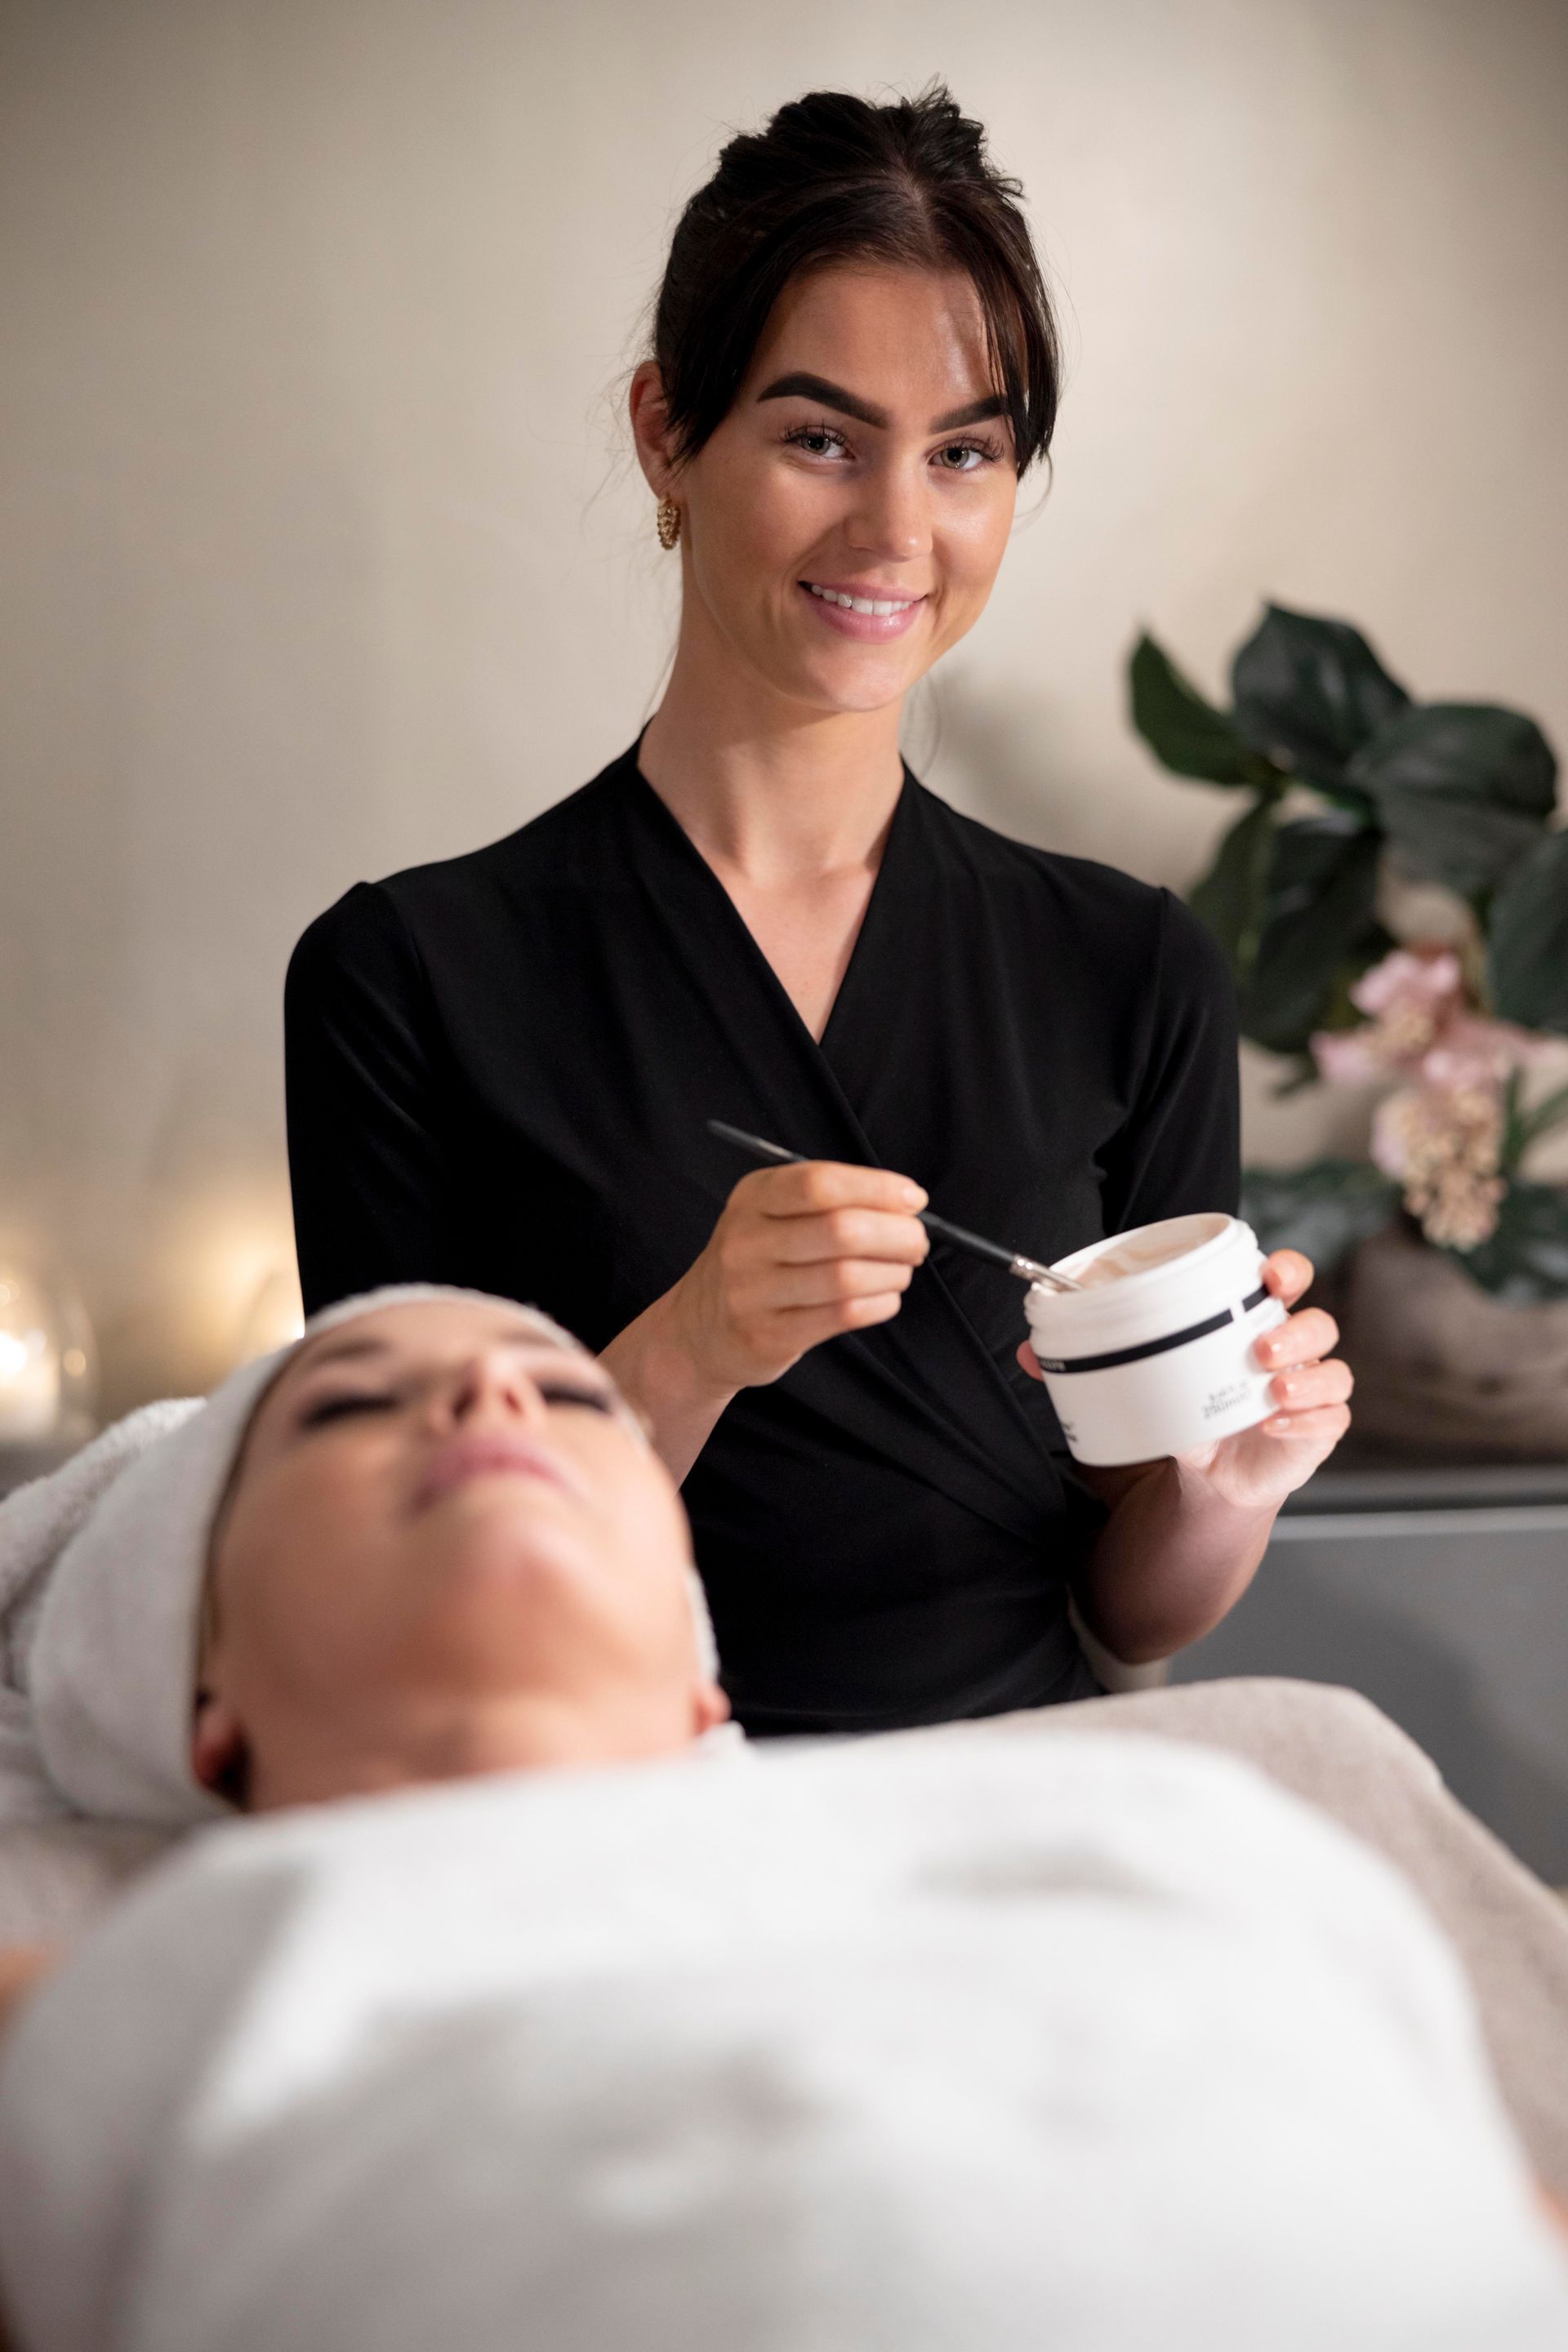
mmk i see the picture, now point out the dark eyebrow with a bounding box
[756,372,1009,435]
[934,393,1011,431]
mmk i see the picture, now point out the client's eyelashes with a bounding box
[537,1382,617,1414]
[296,1378,616,1428]
[298,1392,397,1429]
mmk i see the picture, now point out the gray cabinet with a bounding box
[1173,1463,1568,1882]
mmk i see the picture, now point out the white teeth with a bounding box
[806,582,916,617]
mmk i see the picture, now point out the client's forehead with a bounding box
[290,1301,581,1383]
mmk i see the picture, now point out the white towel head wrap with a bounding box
[0,1284,720,1828]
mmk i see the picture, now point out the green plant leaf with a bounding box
[1187,792,1280,979]
[1347,704,1558,895]
[1379,803,1541,898]
[1129,633,1281,785]
[1230,604,1410,792]
[1488,831,1568,1033]
[1241,1160,1398,1277]
[1238,818,1388,1056]
[1499,1066,1529,1178]
[1446,1182,1568,1303]
[1519,1080,1568,1156]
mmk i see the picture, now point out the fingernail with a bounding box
[1264,1414,1291,1433]
[901,1183,927,1209]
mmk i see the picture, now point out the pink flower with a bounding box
[1371,1080,1506,1250]
[1312,948,1466,1086]
[1308,947,1561,1249]
[1350,948,1463,1023]
[1311,1028,1389,1085]
[1421,1014,1539,1090]
[1312,947,1542,1095]
[1369,1090,1414,1181]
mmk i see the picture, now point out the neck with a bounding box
[250,1691,702,1811]
[638,612,907,886]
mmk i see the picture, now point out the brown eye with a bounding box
[784,423,850,460]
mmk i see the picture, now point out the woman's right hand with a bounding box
[669,1159,931,1396]
[599,1160,930,1484]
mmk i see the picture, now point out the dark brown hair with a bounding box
[652,83,1060,478]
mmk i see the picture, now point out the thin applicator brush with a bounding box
[706,1120,1084,1293]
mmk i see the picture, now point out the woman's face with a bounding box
[195,1299,727,1811]
[635,264,1021,717]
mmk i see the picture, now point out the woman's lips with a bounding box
[798,581,927,642]
[413,1432,574,1512]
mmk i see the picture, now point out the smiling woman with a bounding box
[634,265,1023,730]
[283,82,1352,1738]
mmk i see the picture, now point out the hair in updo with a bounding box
[652,83,1060,478]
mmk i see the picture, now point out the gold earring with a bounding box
[655,497,681,550]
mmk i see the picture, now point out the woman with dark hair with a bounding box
[284,83,1352,1737]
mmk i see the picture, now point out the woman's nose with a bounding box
[845,458,930,563]
[443,1348,546,1427]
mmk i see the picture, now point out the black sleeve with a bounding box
[1100,889,1241,1234]
[284,882,472,1315]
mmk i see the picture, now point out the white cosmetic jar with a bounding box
[1024,1213,1287,1467]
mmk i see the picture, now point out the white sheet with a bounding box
[2,1726,1565,2352]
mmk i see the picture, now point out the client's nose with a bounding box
[443,1347,544,1428]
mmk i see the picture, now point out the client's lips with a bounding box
[413,1432,575,1512]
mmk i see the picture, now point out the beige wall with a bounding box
[3,0,1566,1412]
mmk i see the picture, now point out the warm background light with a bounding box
[0,1263,96,1443]
[236,1267,307,1365]
[2,0,1563,1411]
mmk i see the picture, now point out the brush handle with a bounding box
[705,1121,1080,1292]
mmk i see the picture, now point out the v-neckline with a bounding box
[626,736,917,1068]
[608,738,1067,1535]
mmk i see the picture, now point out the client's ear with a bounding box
[693,1681,731,1739]
[191,1692,252,1808]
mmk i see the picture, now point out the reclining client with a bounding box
[0,1287,1563,2351]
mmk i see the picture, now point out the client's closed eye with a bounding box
[537,1382,616,1414]
[293,1374,616,1429]
[299,1392,397,1429]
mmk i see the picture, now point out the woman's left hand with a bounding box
[1018,1248,1353,1514]
[1173,1249,1352,1511]
[1018,1248,1352,1664]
